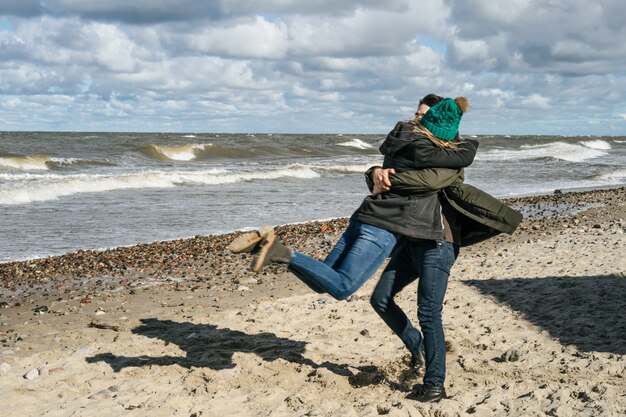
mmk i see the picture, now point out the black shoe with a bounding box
[409,384,446,403]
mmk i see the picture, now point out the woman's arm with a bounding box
[410,138,479,169]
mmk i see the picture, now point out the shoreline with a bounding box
[3,182,625,266]
[1,184,624,272]
[1,186,625,416]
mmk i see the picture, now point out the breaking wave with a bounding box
[0,155,114,171]
[143,143,214,161]
[580,140,612,150]
[314,164,374,173]
[0,166,320,205]
[477,141,609,163]
[594,168,626,182]
[337,139,374,150]
[0,156,51,170]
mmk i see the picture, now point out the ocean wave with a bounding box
[0,155,52,170]
[0,167,320,205]
[142,143,213,161]
[337,139,373,150]
[594,168,626,181]
[0,155,113,171]
[315,164,374,173]
[477,142,608,163]
[580,140,612,150]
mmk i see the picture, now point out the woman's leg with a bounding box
[288,221,396,300]
[414,240,458,387]
[370,240,424,359]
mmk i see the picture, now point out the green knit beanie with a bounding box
[420,97,463,141]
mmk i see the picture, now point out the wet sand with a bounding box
[1,187,625,417]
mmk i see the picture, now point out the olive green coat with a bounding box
[361,167,523,246]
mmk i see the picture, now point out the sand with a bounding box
[1,187,625,417]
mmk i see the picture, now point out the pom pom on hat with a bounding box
[421,97,466,141]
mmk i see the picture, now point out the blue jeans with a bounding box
[370,239,458,386]
[288,221,397,300]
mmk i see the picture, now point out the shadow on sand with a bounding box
[86,318,393,388]
[463,274,626,354]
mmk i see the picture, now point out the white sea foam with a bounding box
[595,168,626,181]
[337,138,373,150]
[150,143,213,161]
[0,167,320,205]
[580,140,612,150]
[477,142,607,163]
[315,164,373,173]
[179,166,319,185]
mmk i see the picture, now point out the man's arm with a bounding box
[366,166,464,196]
[389,168,464,195]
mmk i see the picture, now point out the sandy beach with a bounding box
[1,187,625,417]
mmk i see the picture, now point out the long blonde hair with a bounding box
[412,96,469,149]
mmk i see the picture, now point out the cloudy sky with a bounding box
[1,0,625,135]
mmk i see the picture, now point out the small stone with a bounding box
[238,277,258,285]
[237,285,250,292]
[32,305,48,315]
[88,385,120,400]
[38,367,49,376]
[88,390,111,400]
[501,348,521,362]
[73,347,91,356]
[95,310,106,316]
[2,350,14,355]
[0,362,10,374]
[24,368,39,380]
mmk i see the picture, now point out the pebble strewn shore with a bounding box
[1,187,624,300]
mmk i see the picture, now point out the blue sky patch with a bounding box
[420,36,447,53]
[0,20,15,32]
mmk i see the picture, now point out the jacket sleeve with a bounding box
[389,168,464,195]
[364,165,382,193]
[363,166,464,195]
[411,138,479,169]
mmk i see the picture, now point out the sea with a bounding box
[1,131,625,263]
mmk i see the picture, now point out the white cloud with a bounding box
[187,16,289,59]
[521,93,550,109]
[448,0,626,74]
[0,0,625,134]
[448,39,496,70]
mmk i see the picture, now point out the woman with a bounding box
[356,98,523,403]
[228,95,477,301]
